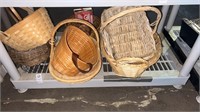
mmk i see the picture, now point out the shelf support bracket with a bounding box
[179,35,200,77]
[158,5,170,34]
[165,5,180,31]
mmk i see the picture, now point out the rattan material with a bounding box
[0,7,54,51]
[7,43,50,67]
[49,19,101,83]
[100,6,162,77]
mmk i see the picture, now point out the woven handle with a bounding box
[0,7,34,40]
[50,19,99,73]
[7,7,34,22]
[100,6,161,35]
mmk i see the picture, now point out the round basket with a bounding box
[100,6,162,77]
[7,43,50,67]
[49,19,101,83]
[0,7,54,51]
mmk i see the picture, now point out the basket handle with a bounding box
[100,6,161,35]
[50,19,99,73]
[6,7,34,23]
[0,7,34,40]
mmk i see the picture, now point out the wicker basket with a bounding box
[0,7,54,51]
[49,19,101,83]
[100,6,162,77]
[67,15,100,37]
[7,43,50,67]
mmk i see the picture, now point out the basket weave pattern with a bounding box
[0,8,54,51]
[100,6,162,77]
[52,26,98,76]
[49,19,101,83]
[7,43,50,67]
[102,7,156,60]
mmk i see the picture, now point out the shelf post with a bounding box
[179,35,200,77]
[0,8,21,81]
[165,5,180,31]
[0,42,21,80]
[157,5,170,34]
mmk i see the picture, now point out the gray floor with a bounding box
[1,74,199,111]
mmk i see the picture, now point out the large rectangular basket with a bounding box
[100,6,162,77]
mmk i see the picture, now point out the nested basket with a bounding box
[0,7,54,51]
[7,43,50,67]
[49,19,101,83]
[100,6,162,77]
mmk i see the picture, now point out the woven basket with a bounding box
[100,6,162,77]
[0,7,54,51]
[7,43,50,67]
[67,15,100,37]
[49,19,101,83]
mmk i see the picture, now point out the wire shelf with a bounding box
[20,55,176,75]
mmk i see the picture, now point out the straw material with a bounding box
[101,33,161,77]
[7,43,50,67]
[49,19,101,83]
[0,8,54,51]
[100,6,162,77]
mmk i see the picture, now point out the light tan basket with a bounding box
[100,6,162,77]
[0,7,54,51]
[49,19,101,83]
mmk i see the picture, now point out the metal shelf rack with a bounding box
[0,0,200,92]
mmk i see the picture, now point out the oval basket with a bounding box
[7,43,50,67]
[49,19,101,83]
[0,7,54,51]
[100,6,162,77]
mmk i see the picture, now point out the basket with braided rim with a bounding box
[49,19,101,83]
[100,6,162,77]
[0,7,54,51]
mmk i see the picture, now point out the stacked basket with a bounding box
[100,6,162,77]
[0,7,54,67]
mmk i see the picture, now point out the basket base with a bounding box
[49,58,102,83]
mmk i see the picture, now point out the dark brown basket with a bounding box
[7,43,50,67]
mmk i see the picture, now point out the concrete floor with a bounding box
[1,75,199,111]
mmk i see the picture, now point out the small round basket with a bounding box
[49,19,101,83]
[100,6,162,77]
